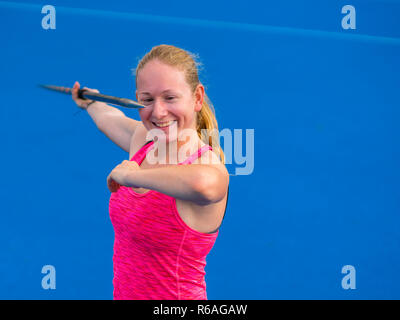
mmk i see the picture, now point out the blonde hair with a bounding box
[134,44,225,164]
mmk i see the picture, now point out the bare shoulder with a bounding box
[180,145,229,233]
[129,122,149,159]
[193,145,229,177]
[192,145,230,202]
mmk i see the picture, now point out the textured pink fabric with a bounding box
[109,140,219,300]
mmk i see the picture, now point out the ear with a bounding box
[194,84,205,112]
[135,90,138,101]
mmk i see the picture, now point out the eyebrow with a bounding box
[139,90,178,95]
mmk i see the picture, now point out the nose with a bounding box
[151,98,168,119]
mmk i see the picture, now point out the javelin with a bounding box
[39,84,145,109]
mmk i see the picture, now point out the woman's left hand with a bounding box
[107,160,141,192]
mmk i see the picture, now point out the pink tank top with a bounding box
[109,140,220,300]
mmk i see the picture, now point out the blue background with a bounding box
[0,0,399,299]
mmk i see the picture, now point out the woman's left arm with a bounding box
[130,164,228,205]
[108,161,229,205]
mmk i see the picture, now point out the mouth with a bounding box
[152,120,177,129]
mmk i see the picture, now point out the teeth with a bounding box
[154,120,175,128]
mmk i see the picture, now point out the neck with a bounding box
[151,129,203,165]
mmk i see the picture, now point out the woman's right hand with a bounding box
[71,81,99,110]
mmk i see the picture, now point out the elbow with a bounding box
[193,169,229,205]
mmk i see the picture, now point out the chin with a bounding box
[150,131,178,144]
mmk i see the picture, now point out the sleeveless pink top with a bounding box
[109,140,220,300]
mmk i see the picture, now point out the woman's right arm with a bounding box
[72,81,140,153]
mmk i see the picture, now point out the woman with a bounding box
[72,44,229,300]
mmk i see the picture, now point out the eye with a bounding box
[166,96,175,101]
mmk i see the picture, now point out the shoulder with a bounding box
[193,144,229,182]
[129,122,150,159]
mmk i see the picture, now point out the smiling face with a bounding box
[136,59,204,144]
